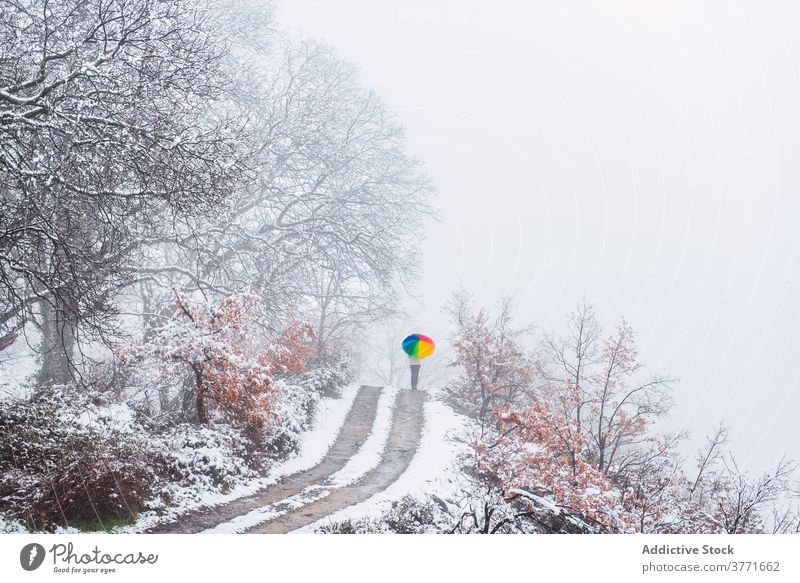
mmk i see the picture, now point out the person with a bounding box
[409,357,421,390]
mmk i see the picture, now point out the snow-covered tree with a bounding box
[134,40,433,356]
[127,292,314,442]
[444,292,534,433]
[448,299,798,533]
[0,0,251,381]
[473,400,633,532]
[539,303,675,478]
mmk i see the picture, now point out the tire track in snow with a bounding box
[201,386,400,533]
[246,389,426,533]
[148,385,383,533]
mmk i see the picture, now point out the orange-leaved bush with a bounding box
[444,296,534,432]
[129,292,315,443]
[454,300,798,534]
[475,401,635,532]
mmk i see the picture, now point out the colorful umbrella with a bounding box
[402,334,436,359]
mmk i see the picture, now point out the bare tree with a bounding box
[705,455,797,533]
[689,422,730,500]
[135,40,433,357]
[363,316,413,386]
[538,303,674,478]
[0,0,250,382]
[542,300,600,435]
[769,504,800,534]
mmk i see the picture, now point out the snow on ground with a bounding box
[123,384,360,532]
[0,516,28,533]
[296,393,469,532]
[269,383,360,479]
[75,401,137,432]
[201,488,331,533]
[329,385,399,486]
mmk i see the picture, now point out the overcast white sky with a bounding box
[278,0,800,472]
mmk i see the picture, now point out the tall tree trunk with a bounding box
[141,282,171,412]
[38,298,75,385]
[193,364,209,424]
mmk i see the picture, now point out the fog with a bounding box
[280,0,800,472]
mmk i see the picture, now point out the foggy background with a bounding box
[278,0,800,472]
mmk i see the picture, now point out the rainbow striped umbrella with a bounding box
[402,334,436,359]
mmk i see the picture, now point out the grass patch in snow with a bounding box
[70,515,137,533]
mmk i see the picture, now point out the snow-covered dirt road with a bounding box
[248,388,425,533]
[150,386,426,534]
[149,385,385,533]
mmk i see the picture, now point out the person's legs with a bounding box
[410,364,421,390]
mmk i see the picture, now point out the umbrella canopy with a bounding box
[401,333,436,359]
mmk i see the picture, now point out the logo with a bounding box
[20,543,46,571]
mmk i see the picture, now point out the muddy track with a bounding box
[247,389,426,533]
[148,385,383,534]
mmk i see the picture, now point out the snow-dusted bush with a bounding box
[0,387,160,531]
[316,496,449,534]
[0,350,354,531]
[143,355,353,519]
[300,352,353,397]
[0,515,28,533]
[264,354,353,460]
[264,378,320,461]
[443,296,534,430]
[124,293,315,444]
[0,383,273,531]
[444,478,587,534]
[145,423,263,515]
